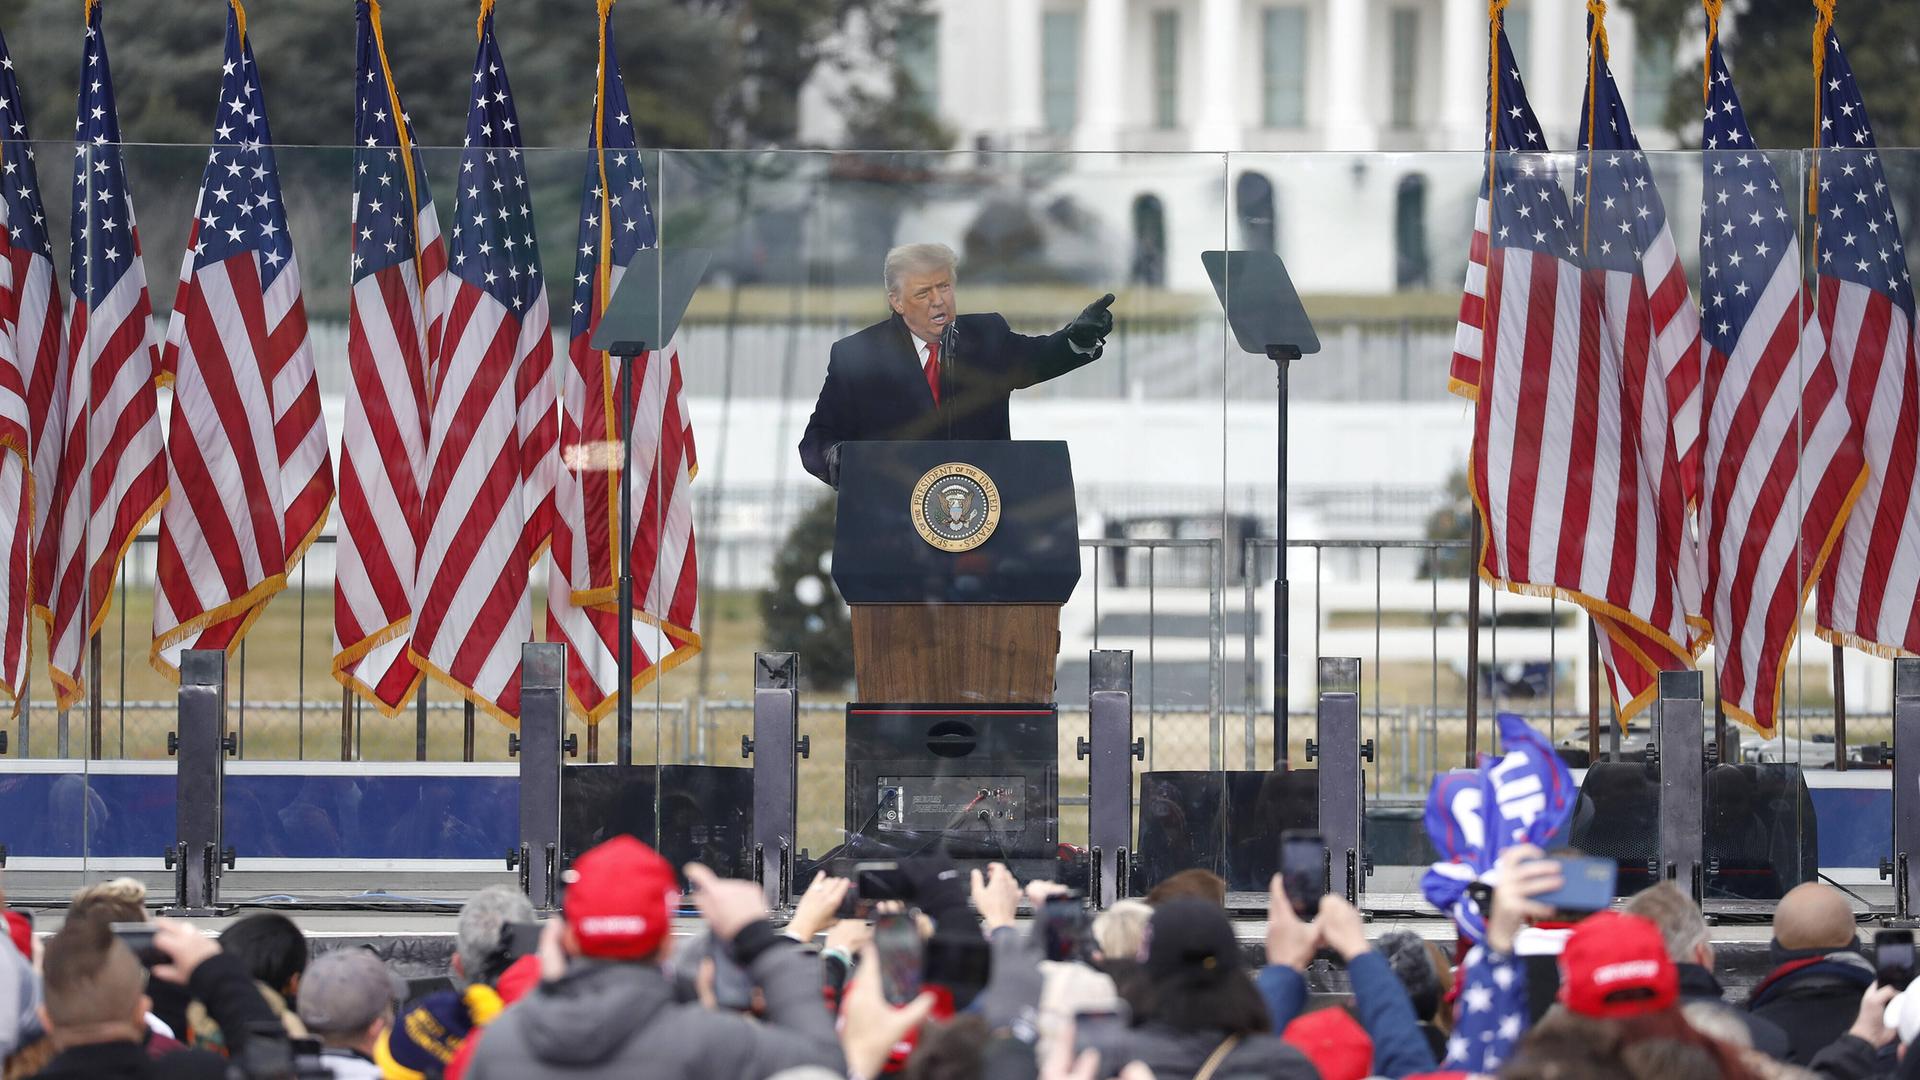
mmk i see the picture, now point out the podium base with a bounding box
[843,703,1063,876]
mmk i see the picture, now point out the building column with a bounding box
[1323,0,1376,149]
[1076,0,1127,151]
[1005,0,1044,138]
[1190,0,1243,151]
[1528,0,1572,146]
[1440,0,1485,149]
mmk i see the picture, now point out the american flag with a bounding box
[0,29,42,710]
[1811,29,1920,661]
[153,0,334,675]
[48,0,168,705]
[333,0,447,714]
[1696,37,1864,735]
[1456,23,1692,724]
[409,4,557,723]
[1565,21,1701,720]
[547,0,701,721]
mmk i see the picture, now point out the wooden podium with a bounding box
[831,440,1080,704]
[831,440,1075,874]
[849,605,1058,702]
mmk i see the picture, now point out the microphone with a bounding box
[940,319,958,438]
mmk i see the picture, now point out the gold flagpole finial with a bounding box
[1702,0,1723,104]
[1811,0,1837,215]
[1581,1,1609,249]
[1486,0,1507,201]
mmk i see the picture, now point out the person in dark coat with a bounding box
[1079,898,1320,1080]
[1623,881,1790,1058]
[31,917,278,1080]
[798,242,1114,487]
[1745,882,1878,1065]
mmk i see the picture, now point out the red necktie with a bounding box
[923,339,941,407]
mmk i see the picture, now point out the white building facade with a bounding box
[804,0,1675,156]
[798,0,1679,295]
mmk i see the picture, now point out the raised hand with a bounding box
[1485,845,1563,954]
[1066,293,1116,348]
[685,862,768,943]
[785,872,850,941]
[1266,873,1318,971]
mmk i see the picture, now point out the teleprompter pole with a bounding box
[1270,345,1298,769]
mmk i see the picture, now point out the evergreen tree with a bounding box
[1620,0,1920,152]
[4,0,937,152]
[760,495,854,691]
[1420,468,1476,580]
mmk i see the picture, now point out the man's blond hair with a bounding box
[67,877,148,926]
[883,243,957,295]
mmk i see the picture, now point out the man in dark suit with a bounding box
[798,242,1116,486]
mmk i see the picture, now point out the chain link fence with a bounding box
[3,533,1896,810]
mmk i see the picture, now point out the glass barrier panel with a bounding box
[0,138,1906,918]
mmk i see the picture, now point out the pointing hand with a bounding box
[1066,293,1116,348]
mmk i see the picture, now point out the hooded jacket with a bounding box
[1746,944,1877,1065]
[461,922,842,1080]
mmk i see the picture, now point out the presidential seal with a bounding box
[910,462,1002,552]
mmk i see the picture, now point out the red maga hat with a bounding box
[562,836,680,960]
[1557,911,1677,1020]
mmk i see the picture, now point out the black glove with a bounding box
[1065,293,1116,349]
[825,442,842,488]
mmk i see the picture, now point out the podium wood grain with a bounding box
[850,604,1061,703]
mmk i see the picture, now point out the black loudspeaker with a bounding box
[1134,770,1320,893]
[1569,761,1661,896]
[842,704,1059,880]
[560,764,754,883]
[1569,760,1815,902]
[1703,762,1817,901]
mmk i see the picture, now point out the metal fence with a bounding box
[1,531,1885,790]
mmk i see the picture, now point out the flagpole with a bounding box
[1466,514,1482,767]
[1587,621,1600,762]
[1467,0,1501,770]
[1832,644,1848,771]
[596,0,635,767]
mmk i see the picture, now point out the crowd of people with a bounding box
[0,839,1915,1080]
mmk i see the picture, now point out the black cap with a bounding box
[1142,898,1242,984]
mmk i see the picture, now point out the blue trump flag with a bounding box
[1421,712,1575,942]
